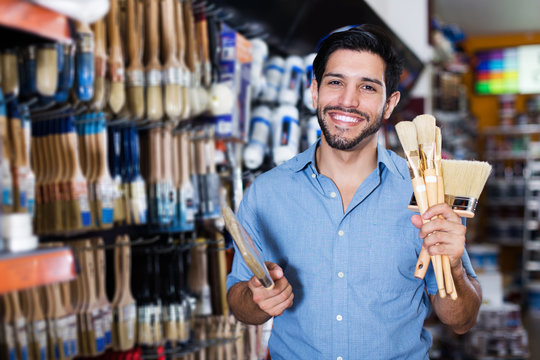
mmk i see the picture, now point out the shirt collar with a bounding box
[289,139,406,180]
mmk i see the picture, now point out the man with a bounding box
[227,24,481,359]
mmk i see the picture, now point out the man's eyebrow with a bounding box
[322,72,383,87]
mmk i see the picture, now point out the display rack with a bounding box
[0,247,77,294]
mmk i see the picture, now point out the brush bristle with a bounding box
[435,127,442,159]
[92,76,107,110]
[109,82,126,114]
[146,85,164,121]
[413,114,436,145]
[165,83,182,119]
[395,121,418,153]
[36,48,58,97]
[127,86,145,120]
[442,160,492,199]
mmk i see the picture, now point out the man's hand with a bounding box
[248,262,294,317]
[410,203,466,269]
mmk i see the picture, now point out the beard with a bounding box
[317,105,384,150]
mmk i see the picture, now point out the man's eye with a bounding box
[328,80,341,85]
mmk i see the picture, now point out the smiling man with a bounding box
[227,24,481,359]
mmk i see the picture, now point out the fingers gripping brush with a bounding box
[413,115,446,298]
[75,22,95,102]
[394,122,433,278]
[107,0,127,114]
[435,127,457,300]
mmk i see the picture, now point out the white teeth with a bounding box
[333,114,359,123]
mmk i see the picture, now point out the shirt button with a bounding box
[336,315,342,321]
[312,174,316,178]
[338,272,344,278]
[338,230,344,236]
[337,357,343,360]
[330,191,337,198]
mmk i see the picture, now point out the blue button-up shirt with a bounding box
[227,141,476,360]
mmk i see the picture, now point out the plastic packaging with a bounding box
[243,106,272,169]
[272,105,300,165]
[303,53,317,112]
[278,55,304,105]
[250,38,268,99]
[307,115,321,147]
[261,56,284,103]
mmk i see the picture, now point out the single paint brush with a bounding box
[2,49,19,96]
[175,0,191,120]
[126,0,145,120]
[74,22,95,101]
[161,0,182,120]
[145,0,164,121]
[91,19,108,110]
[442,159,493,218]
[394,121,432,279]
[107,0,126,114]
[413,115,446,298]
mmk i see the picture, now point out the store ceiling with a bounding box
[434,0,540,36]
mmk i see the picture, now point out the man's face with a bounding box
[311,49,399,151]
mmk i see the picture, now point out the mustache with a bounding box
[322,106,370,120]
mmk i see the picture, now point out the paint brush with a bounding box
[0,88,13,215]
[107,0,126,114]
[75,21,96,102]
[127,125,148,224]
[55,43,75,104]
[174,0,191,120]
[178,131,196,231]
[394,121,432,279]
[92,238,112,348]
[111,235,137,351]
[188,237,213,316]
[91,19,108,110]
[442,159,493,219]
[145,0,164,121]
[161,0,182,120]
[183,0,199,117]
[109,126,126,224]
[6,292,30,360]
[126,0,146,120]
[27,288,48,360]
[414,115,446,298]
[59,278,78,357]
[46,118,64,232]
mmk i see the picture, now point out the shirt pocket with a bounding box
[365,222,422,294]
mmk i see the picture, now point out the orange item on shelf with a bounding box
[0,0,71,43]
[0,247,77,294]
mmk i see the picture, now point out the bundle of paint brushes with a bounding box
[395,115,492,299]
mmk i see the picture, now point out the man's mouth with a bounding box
[328,112,365,126]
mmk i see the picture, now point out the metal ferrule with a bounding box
[163,67,179,85]
[127,69,145,87]
[77,33,94,53]
[146,69,162,86]
[408,193,478,215]
[405,150,422,179]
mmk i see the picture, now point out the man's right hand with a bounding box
[248,262,294,317]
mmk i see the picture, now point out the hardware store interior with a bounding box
[1,0,540,359]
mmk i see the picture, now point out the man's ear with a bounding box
[310,79,319,110]
[383,91,401,120]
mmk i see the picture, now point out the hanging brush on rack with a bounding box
[126,0,145,120]
[107,0,126,114]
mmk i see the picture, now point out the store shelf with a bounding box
[0,247,77,294]
[483,124,540,136]
[526,261,540,272]
[525,241,540,251]
[0,0,71,43]
[485,151,540,161]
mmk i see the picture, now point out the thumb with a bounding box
[265,261,284,280]
[410,214,423,229]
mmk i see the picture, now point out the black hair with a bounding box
[313,24,404,98]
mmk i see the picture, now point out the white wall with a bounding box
[364,0,433,104]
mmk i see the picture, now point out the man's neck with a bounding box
[316,135,379,185]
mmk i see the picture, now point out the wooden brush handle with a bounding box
[175,0,187,69]
[195,136,206,176]
[172,133,180,188]
[126,0,142,70]
[179,132,190,185]
[30,288,45,321]
[111,235,123,307]
[148,128,161,183]
[120,234,135,304]
[163,126,173,182]
[92,238,107,304]
[92,19,107,79]
[160,0,179,67]
[107,0,125,82]
[183,0,196,73]
[145,0,161,70]
[412,176,431,279]
[83,240,98,305]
